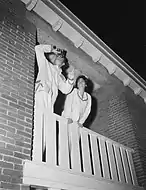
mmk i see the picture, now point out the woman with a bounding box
[62,75,91,127]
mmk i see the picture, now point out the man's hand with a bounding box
[67,66,75,80]
[67,118,73,124]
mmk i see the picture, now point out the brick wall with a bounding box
[0,0,36,189]
[90,76,146,188]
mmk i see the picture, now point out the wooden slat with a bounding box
[33,108,43,162]
[126,150,138,185]
[90,134,102,177]
[58,119,69,169]
[45,110,57,166]
[106,142,118,181]
[98,138,110,179]
[120,147,132,185]
[80,128,92,174]
[113,145,125,183]
[69,122,81,172]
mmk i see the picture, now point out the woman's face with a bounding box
[77,78,86,90]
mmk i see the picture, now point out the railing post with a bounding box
[126,150,138,185]
[90,134,102,177]
[106,141,118,182]
[120,147,133,185]
[113,144,126,183]
[69,122,81,172]
[33,107,43,162]
[45,110,57,166]
[98,138,110,179]
[58,117,70,169]
[80,128,92,174]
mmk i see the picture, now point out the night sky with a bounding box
[59,0,144,80]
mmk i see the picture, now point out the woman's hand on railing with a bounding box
[77,122,83,128]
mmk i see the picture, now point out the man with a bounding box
[33,44,74,160]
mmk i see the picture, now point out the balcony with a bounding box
[23,112,143,190]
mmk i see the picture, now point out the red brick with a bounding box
[9,102,25,111]
[24,137,31,144]
[25,118,32,124]
[3,168,22,177]
[1,182,20,190]
[0,174,11,182]
[7,132,24,141]
[0,135,15,144]
[8,121,24,131]
[16,130,31,139]
[18,110,32,119]
[17,120,32,128]
[15,141,31,149]
[0,142,5,148]
[18,101,32,110]
[4,156,22,164]
[8,111,25,121]
[14,152,30,160]
[0,123,15,133]
[14,164,23,171]
[0,128,6,136]
[0,112,16,122]
[0,161,13,169]
[0,148,13,156]
[23,148,31,155]
[0,154,3,160]
[25,128,32,134]
[11,93,26,103]
[0,98,8,105]
[11,176,23,184]
[6,144,22,153]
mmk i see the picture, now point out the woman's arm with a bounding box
[79,94,92,124]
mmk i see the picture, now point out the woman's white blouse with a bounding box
[62,88,91,124]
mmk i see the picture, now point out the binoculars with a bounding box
[53,46,67,58]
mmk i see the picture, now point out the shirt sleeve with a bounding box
[79,93,92,124]
[58,75,74,94]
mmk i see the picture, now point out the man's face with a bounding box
[54,56,65,67]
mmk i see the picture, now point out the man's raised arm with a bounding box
[35,44,52,68]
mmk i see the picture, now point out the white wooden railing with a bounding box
[32,111,138,187]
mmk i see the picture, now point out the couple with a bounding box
[34,44,91,129]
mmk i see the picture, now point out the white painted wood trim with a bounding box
[23,160,144,190]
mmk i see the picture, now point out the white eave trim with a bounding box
[20,0,146,103]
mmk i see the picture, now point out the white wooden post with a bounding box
[126,150,138,185]
[113,144,125,183]
[58,117,70,169]
[69,122,81,172]
[33,108,43,162]
[90,134,102,177]
[45,110,57,166]
[80,128,92,174]
[120,147,132,184]
[98,138,110,179]
[106,142,118,182]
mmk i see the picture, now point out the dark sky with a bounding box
[59,0,144,80]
